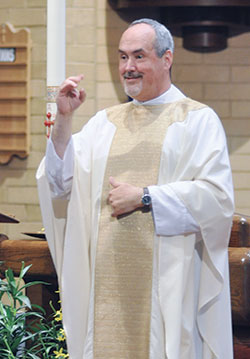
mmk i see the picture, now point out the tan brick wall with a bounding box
[1,0,250,239]
[172,33,250,217]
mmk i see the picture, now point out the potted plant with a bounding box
[0,262,68,359]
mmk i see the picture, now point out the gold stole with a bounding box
[93,99,205,358]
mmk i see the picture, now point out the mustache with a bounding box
[123,72,143,79]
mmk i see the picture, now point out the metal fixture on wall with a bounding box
[109,0,250,52]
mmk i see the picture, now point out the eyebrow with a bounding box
[118,48,144,55]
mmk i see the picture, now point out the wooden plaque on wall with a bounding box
[0,23,31,164]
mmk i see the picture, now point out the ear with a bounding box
[163,49,173,71]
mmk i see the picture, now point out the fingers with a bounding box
[108,181,143,217]
[79,88,86,102]
[59,74,84,95]
[108,177,120,216]
[109,176,121,188]
[65,74,84,87]
[108,179,129,217]
[68,74,84,82]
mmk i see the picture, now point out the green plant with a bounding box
[29,302,68,359]
[0,262,45,358]
[0,262,68,359]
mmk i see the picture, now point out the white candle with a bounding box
[46,0,66,137]
[47,0,66,86]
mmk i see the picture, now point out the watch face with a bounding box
[142,194,151,206]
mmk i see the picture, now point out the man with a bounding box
[37,19,234,359]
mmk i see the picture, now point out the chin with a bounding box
[124,85,143,100]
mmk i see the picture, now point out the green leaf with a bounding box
[31,303,46,314]
[19,280,50,292]
[5,268,16,288]
[19,262,32,279]
[16,294,31,309]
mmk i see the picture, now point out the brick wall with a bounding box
[172,33,250,217]
[0,0,250,239]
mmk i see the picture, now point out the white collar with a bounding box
[132,84,186,106]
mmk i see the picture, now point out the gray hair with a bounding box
[130,18,174,57]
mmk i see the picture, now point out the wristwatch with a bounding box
[141,187,152,209]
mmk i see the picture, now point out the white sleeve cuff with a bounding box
[148,184,200,237]
[45,137,74,198]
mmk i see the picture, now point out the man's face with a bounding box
[118,23,172,102]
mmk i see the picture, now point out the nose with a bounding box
[125,57,136,72]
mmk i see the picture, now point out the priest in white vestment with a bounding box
[36,19,234,359]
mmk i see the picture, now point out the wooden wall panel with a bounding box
[0,23,31,164]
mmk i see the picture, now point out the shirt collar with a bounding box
[132,84,186,106]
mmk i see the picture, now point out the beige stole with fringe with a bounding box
[93,99,205,358]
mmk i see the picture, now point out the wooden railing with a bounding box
[229,214,250,358]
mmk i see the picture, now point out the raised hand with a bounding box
[56,74,86,116]
[52,74,86,159]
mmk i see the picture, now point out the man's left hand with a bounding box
[108,177,143,217]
